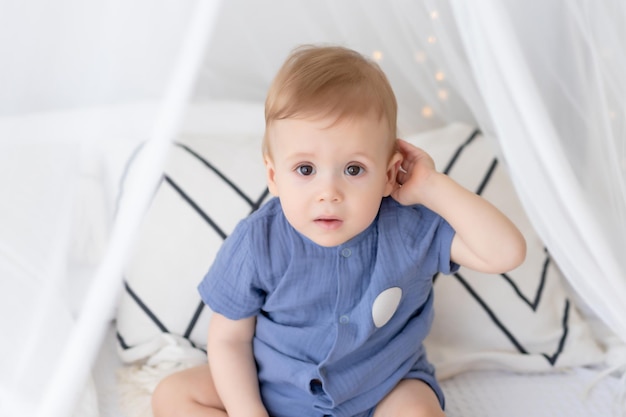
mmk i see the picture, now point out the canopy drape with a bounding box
[446,0,626,351]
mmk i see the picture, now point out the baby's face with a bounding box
[265,114,399,247]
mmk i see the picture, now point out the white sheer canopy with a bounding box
[0,1,220,416]
[447,0,626,345]
[1,1,624,416]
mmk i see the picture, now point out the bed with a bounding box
[78,100,623,417]
[1,96,622,416]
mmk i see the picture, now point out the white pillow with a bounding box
[115,133,269,361]
[406,124,605,378]
[115,122,605,377]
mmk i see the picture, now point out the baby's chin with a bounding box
[296,226,367,248]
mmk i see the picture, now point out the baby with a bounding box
[152,45,526,417]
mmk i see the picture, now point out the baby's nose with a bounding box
[317,177,343,202]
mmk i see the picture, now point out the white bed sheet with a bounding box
[93,323,621,417]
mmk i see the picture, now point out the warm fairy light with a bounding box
[372,50,383,62]
[438,89,449,101]
[609,110,616,120]
[435,71,445,82]
[415,51,427,63]
[430,10,439,20]
[427,35,437,44]
[422,106,434,118]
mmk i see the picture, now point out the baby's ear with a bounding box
[384,150,403,196]
[264,155,279,196]
[388,149,403,180]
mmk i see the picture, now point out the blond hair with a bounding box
[263,45,398,157]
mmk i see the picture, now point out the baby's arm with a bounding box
[392,139,526,274]
[207,313,269,417]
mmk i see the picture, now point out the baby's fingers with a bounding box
[397,139,426,159]
[397,139,435,171]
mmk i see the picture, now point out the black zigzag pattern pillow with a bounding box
[410,124,603,379]
[115,133,269,359]
[115,124,603,376]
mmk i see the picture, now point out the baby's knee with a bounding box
[410,403,446,417]
[384,403,445,417]
[151,371,184,417]
[151,364,220,417]
[374,379,446,417]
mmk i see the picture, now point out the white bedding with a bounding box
[4,100,617,417]
[83,100,621,417]
[443,368,620,417]
[93,323,620,417]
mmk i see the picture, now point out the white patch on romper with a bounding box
[372,287,402,328]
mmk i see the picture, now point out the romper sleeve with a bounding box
[396,200,460,275]
[197,219,265,320]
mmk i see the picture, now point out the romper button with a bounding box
[339,315,350,324]
[309,379,324,395]
[341,248,351,258]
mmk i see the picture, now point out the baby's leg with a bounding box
[373,379,445,417]
[152,363,226,417]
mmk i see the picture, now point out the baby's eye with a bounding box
[296,165,315,176]
[345,165,364,176]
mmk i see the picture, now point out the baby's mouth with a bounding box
[314,217,343,230]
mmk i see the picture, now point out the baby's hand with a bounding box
[390,139,438,206]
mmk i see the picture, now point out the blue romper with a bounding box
[198,197,458,417]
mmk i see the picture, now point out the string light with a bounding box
[419,14,441,121]
[372,50,383,62]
